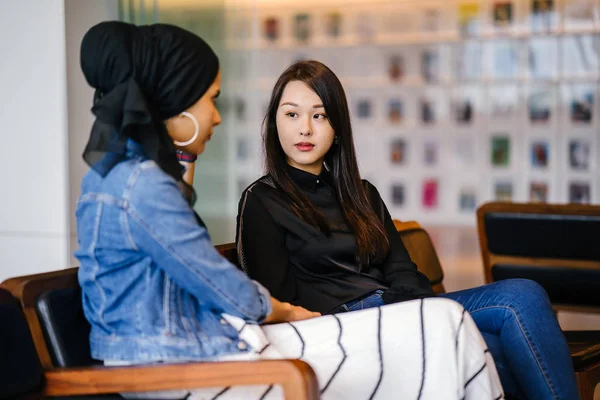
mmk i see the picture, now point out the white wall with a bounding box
[0,0,118,283]
[0,0,69,283]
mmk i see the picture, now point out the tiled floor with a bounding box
[425,225,600,331]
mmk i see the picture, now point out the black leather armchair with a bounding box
[477,202,600,400]
[1,265,319,399]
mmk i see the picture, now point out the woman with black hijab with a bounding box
[74,21,502,399]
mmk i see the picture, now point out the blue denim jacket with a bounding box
[74,141,271,363]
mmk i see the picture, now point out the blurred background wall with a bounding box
[119,0,600,243]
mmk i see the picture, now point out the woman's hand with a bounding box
[263,297,321,324]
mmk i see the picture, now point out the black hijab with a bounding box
[80,21,219,187]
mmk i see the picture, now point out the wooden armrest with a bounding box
[393,220,421,233]
[44,359,320,400]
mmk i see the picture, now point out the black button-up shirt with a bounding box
[236,166,434,314]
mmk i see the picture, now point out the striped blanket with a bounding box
[110,298,504,400]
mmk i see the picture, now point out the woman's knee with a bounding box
[492,278,551,306]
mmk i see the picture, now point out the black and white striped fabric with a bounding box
[113,298,504,400]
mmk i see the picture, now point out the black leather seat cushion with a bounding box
[492,264,600,307]
[36,287,123,399]
[0,288,43,399]
[485,213,600,260]
[35,287,98,368]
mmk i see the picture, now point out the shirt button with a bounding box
[316,180,320,183]
[237,341,248,350]
[219,318,228,325]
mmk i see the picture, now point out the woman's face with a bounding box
[276,80,335,175]
[166,70,222,155]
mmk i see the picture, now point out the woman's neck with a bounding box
[288,160,323,176]
[181,161,196,186]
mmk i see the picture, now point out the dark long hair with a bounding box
[263,60,389,265]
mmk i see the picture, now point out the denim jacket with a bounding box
[74,141,271,363]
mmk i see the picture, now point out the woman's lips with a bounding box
[295,142,315,151]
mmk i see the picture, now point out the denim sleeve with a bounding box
[125,163,272,323]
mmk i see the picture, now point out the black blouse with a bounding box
[236,166,435,314]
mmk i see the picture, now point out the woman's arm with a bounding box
[236,187,299,304]
[364,182,436,304]
[126,164,271,323]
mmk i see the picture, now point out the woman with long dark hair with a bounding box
[237,60,579,400]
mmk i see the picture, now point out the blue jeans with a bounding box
[343,280,579,400]
[340,290,385,312]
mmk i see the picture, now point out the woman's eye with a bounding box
[314,114,327,119]
[287,112,297,118]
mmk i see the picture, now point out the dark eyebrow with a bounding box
[280,102,324,108]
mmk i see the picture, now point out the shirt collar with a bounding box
[287,164,333,192]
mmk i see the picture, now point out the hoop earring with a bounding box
[173,111,199,147]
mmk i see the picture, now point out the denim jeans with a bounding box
[439,279,578,400]
[340,290,385,312]
[343,279,579,400]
